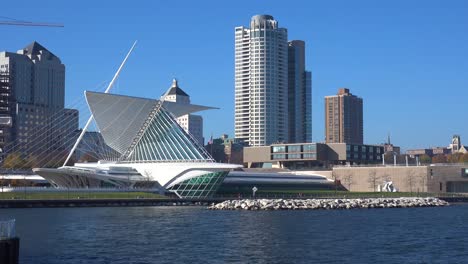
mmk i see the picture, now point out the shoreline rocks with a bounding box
[208,197,449,211]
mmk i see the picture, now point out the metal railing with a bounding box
[0,219,15,239]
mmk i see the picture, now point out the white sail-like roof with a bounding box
[85,91,215,154]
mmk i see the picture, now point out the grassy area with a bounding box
[0,191,167,200]
[222,189,447,199]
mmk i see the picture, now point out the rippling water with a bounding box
[2,204,468,263]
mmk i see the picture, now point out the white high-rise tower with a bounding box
[235,15,288,146]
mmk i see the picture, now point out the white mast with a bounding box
[63,41,138,166]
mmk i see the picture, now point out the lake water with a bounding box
[1,204,468,263]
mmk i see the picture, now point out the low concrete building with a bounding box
[244,142,383,169]
[332,164,468,193]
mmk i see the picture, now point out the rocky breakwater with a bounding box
[208,197,449,211]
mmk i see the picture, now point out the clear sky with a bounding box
[2,0,467,150]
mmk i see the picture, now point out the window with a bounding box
[303,153,316,159]
[303,144,316,152]
[288,145,301,153]
[287,154,301,159]
[272,146,286,153]
[272,154,286,160]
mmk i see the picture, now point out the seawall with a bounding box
[209,197,449,210]
[0,198,225,208]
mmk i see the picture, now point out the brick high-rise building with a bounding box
[325,88,363,144]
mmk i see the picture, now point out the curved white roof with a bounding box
[85,91,215,155]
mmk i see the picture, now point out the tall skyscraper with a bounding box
[163,79,204,146]
[325,88,363,144]
[288,40,312,143]
[0,42,78,163]
[235,15,289,146]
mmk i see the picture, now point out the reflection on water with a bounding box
[2,205,468,263]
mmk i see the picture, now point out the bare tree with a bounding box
[141,170,154,188]
[142,170,152,181]
[367,169,380,192]
[331,170,337,181]
[331,170,339,193]
[342,173,354,191]
[417,173,427,193]
[406,170,416,193]
[382,173,391,183]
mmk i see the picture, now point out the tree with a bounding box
[432,154,447,164]
[406,170,416,193]
[448,153,463,163]
[2,152,26,169]
[461,153,468,163]
[142,169,153,182]
[419,154,432,164]
[367,169,380,192]
[396,154,407,165]
[384,153,394,165]
[205,139,227,163]
[382,173,391,183]
[417,173,427,192]
[78,152,99,163]
[342,173,354,191]
[140,169,154,188]
[24,154,41,168]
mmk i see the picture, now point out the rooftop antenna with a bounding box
[63,40,138,166]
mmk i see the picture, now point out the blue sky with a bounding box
[2,0,467,150]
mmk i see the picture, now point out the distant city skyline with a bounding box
[1,0,467,150]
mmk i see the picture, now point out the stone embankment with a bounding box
[208,197,449,211]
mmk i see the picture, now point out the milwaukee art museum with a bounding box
[33,90,241,198]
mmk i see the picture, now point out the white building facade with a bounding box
[235,15,289,146]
